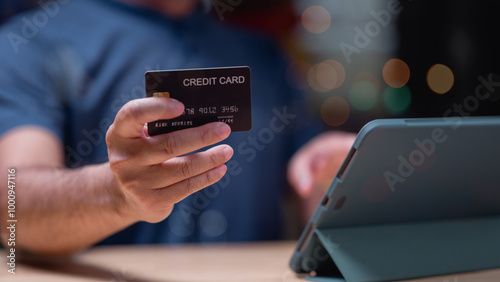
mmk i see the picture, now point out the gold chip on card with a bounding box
[153,92,170,98]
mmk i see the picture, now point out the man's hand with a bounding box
[288,131,356,198]
[288,131,355,223]
[106,97,233,223]
[0,97,234,255]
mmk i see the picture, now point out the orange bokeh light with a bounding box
[316,60,345,90]
[301,5,331,34]
[427,64,454,94]
[382,58,410,88]
[320,96,350,126]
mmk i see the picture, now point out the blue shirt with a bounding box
[0,0,317,244]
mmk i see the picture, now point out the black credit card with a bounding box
[145,66,252,136]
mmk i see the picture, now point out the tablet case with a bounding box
[290,117,500,282]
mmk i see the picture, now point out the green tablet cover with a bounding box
[290,117,500,282]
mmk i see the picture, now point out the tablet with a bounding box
[290,117,500,282]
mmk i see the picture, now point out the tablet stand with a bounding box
[304,216,500,281]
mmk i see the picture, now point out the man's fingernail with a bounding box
[170,99,184,112]
[299,174,311,192]
[216,123,231,138]
[223,146,233,159]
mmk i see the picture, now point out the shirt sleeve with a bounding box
[0,21,65,142]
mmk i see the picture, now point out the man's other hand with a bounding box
[288,132,356,198]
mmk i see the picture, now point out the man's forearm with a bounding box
[1,163,136,255]
[0,100,232,255]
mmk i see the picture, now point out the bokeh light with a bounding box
[199,210,227,237]
[382,58,410,88]
[383,86,411,115]
[307,63,326,92]
[316,60,345,90]
[427,64,454,94]
[286,60,310,90]
[348,81,378,111]
[301,5,331,34]
[320,96,350,126]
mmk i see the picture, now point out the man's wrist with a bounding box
[93,163,139,224]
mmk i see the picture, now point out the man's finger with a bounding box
[114,98,185,138]
[120,145,233,189]
[153,164,228,206]
[288,152,314,198]
[139,122,231,165]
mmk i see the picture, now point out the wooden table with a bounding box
[1,241,499,281]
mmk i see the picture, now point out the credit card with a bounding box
[145,66,252,136]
